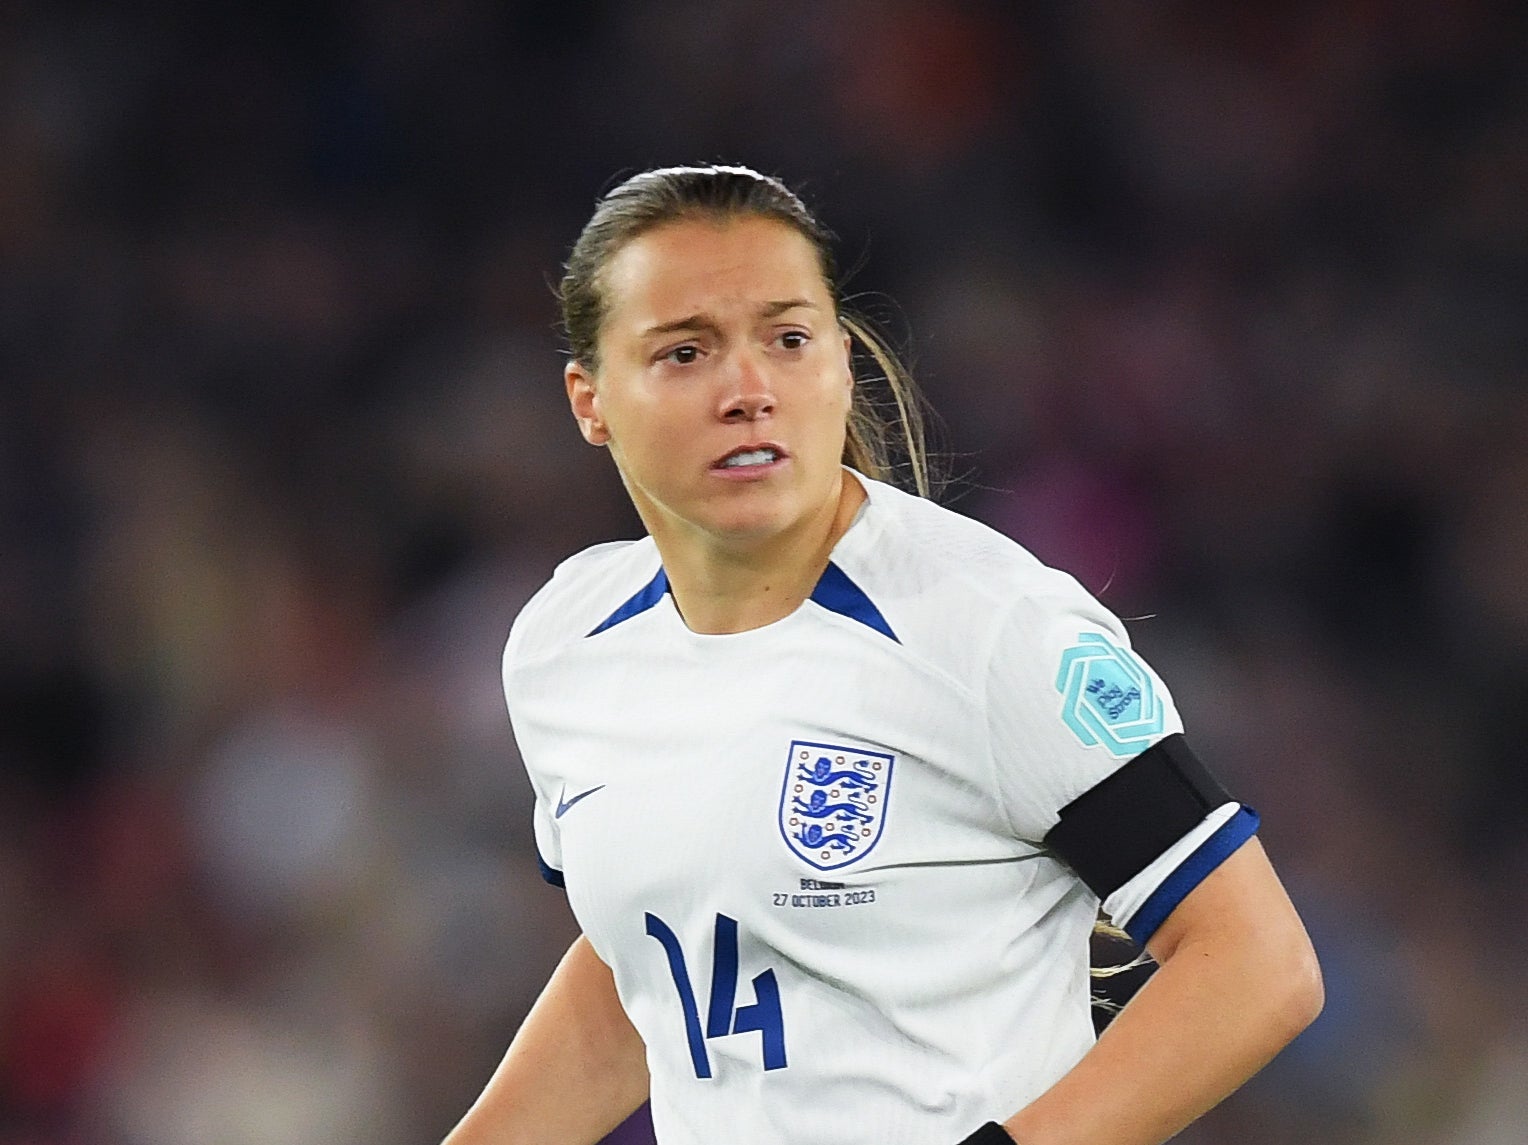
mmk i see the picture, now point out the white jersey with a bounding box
[502,470,1252,1145]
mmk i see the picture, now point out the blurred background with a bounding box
[2,1,1526,1142]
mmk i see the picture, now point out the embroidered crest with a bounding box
[1056,632,1165,757]
[778,741,894,871]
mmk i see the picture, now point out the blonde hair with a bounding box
[558,164,935,499]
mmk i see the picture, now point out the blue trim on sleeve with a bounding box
[587,569,669,636]
[1124,805,1260,945]
[537,849,566,889]
[810,561,898,642]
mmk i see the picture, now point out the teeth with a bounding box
[722,449,777,468]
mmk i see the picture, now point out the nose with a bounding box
[719,350,776,422]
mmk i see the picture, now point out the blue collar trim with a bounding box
[587,568,670,636]
[585,560,896,642]
[811,561,898,642]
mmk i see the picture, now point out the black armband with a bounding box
[1043,733,1231,900]
[956,1123,1016,1145]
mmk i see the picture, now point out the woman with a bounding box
[444,165,1322,1145]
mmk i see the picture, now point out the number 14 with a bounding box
[645,912,787,1078]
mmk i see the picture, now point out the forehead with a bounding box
[599,216,831,330]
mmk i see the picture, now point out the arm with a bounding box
[443,934,650,1145]
[1000,838,1322,1145]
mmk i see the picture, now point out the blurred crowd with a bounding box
[2,2,1525,1143]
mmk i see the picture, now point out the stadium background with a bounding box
[2,2,1525,1142]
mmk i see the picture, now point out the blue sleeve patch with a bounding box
[1056,633,1166,757]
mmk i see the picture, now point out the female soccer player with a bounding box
[443,165,1322,1145]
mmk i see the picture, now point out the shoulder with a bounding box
[846,475,1101,622]
[842,476,1123,672]
[503,537,662,669]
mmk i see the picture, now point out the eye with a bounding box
[661,344,702,365]
[778,330,810,351]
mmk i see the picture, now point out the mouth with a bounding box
[711,443,788,472]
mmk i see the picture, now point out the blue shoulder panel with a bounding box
[587,568,670,636]
[1124,805,1259,944]
[810,561,899,643]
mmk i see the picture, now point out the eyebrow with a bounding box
[639,298,819,338]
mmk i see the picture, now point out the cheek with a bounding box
[602,391,684,466]
[829,373,855,424]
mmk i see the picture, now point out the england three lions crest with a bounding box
[778,740,895,871]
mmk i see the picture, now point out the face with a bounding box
[566,215,854,551]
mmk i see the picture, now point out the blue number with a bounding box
[644,913,712,1078]
[705,913,739,1038]
[645,911,788,1077]
[731,967,786,1070]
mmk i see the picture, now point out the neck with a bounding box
[649,472,866,635]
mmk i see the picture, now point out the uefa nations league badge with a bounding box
[779,741,894,871]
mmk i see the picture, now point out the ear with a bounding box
[565,359,610,446]
[840,330,855,394]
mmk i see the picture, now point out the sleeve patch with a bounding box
[1055,633,1166,757]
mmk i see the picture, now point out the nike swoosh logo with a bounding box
[554,784,606,818]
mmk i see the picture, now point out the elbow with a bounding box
[1274,936,1325,1042]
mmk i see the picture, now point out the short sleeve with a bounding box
[982,576,1261,942]
[504,630,567,890]
[983,579,1186,844]
[530,782,566,888]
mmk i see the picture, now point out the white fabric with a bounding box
[503,470,1240,1144]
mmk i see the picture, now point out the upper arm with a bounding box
[1144,836,1320,985]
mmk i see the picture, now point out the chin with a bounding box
[639,477,828,548]
[703,509,797,544]
[699,478,844,547]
